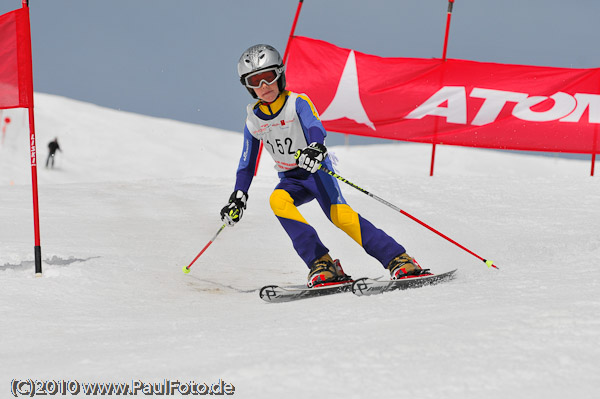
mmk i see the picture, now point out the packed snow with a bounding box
[1,93,599,398]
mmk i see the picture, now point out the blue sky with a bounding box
[2,0,600,145]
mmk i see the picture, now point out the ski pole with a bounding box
[182,223,227,274]
[318,165,499,269]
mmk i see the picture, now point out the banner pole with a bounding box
[593,76,599,177]
[29,107,42,276]
[592,127,597,177]
[254,0,304,177]
[21,0,42,275]
[282,0,304,64]
[430,0,455,176]
[0,112,2,146]
[442,0,455,61]
[429,141,437,176]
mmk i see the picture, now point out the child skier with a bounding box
[221,44,429,287]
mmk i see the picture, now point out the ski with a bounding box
[352,269,458,296]
[259,280,353,303]
[259,269,457,302]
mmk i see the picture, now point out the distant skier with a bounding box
[46,137,61,168]
[220,44,431,288]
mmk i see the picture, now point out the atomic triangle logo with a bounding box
[320,50,376,130]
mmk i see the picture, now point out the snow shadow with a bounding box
[186,276,257,294]
[0,255,101,270]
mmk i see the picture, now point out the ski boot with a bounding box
[307,254,352,288]
[386,253,432,280]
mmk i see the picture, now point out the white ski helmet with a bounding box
[238,44,286,99]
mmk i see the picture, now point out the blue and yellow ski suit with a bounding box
[234,90,405,268]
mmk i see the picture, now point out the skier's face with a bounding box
[254,81,279,103]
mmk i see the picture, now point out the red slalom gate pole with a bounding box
[182,224,227,274]
[430,0,456,176]
[1,116,9,146]
[282,0,304,64]
[592,116,598,176]
[442,0,455,61]
[254,0,304,177]
[319,165,499,269]
[20,0,43,276]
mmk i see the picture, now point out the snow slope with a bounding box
[1,93,599,398]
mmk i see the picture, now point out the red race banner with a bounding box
[0,7,33,109]
[285,36,600,154]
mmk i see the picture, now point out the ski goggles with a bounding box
[243,66,283,89]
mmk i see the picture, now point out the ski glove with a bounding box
[220,190,248,226]
[295,142,327,173]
